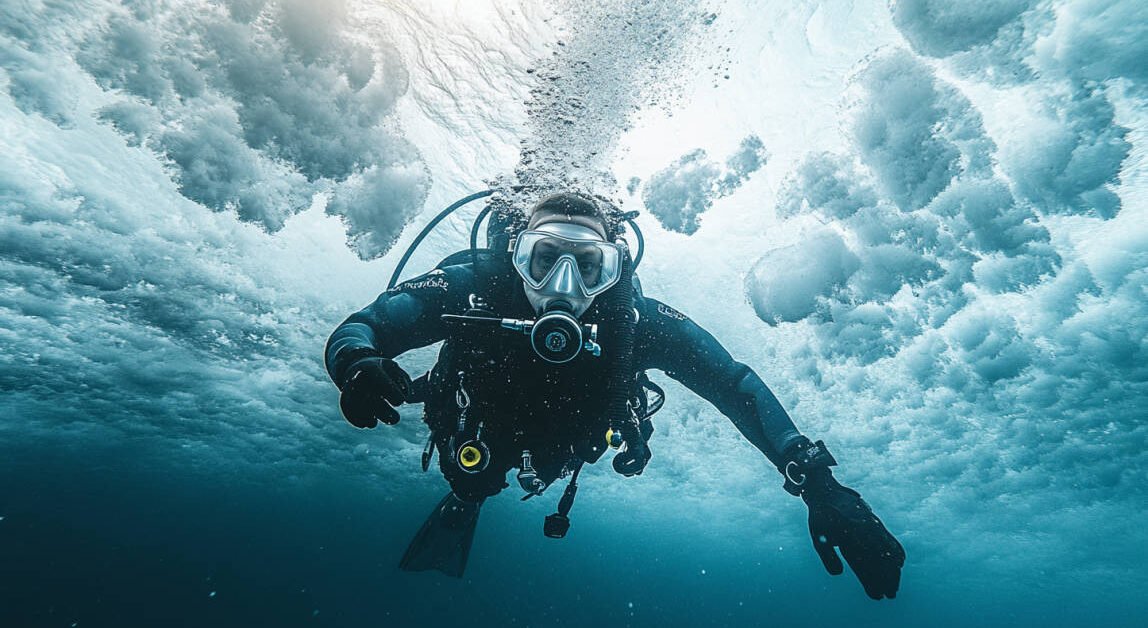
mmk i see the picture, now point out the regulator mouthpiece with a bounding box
[531,309,584,363]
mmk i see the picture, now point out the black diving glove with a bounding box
[612,419,653,477]
[781,438,906,600]
[338,355,411,428]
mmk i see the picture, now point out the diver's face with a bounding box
[515,214,617,317]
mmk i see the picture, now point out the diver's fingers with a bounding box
[612,451,642,476]
[339,391,376,428]
[810,523,844,575]
[380,387,405,406]
[374,401,400,426]
[338,389,400,428]
[380,360,411,405]
[612,439,651,476]
[849,553,900,600]
[381,376,408,406]
[885,562,902,599]
[841,534,904,600]
[848,554,888,599]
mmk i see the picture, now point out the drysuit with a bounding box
[325,259,800,500]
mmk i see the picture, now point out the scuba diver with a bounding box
[324,192,905,599]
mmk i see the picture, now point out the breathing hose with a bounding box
[602,250,647,476]
[387,189,495,290]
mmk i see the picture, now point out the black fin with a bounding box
[398,492,482,577]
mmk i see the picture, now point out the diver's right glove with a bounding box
[611,418,653,477]
[338,355,411,428]
[780,438,906,600]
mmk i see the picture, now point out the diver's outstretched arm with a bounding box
[325,267,471,386]
[636,297,802,465]
[638,297,905,600]
[324,266,472,426]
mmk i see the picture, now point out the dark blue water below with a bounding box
[3,436,1142,628]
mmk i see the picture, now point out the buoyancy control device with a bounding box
[393,189,661,537]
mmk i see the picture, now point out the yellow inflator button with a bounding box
[459,445,483,468]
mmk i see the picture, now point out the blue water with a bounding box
[2,1,1147,626]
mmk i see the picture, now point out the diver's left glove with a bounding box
[781,438,906,600]
[611,419,652,477]
[338,355,411,428]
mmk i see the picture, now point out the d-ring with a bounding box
[455,372,471,409]
[784,461,806,487]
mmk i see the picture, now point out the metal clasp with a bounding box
[784,461,806,487]
[455,372,471,409]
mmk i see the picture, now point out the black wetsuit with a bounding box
[325,260,803,501]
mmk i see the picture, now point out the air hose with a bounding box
[603,249,647,476]
[387,189,495,290]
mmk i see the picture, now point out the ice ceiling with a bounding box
[1,1,1145,625]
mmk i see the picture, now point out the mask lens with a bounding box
[574,245,604,287]
[513,229,622,296]
[530,239,605,286]
[528,238,567,282]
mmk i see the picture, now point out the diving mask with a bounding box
[512,222,623,316]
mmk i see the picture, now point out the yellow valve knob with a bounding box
[459,445,483,468]
[605,428,623,449]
